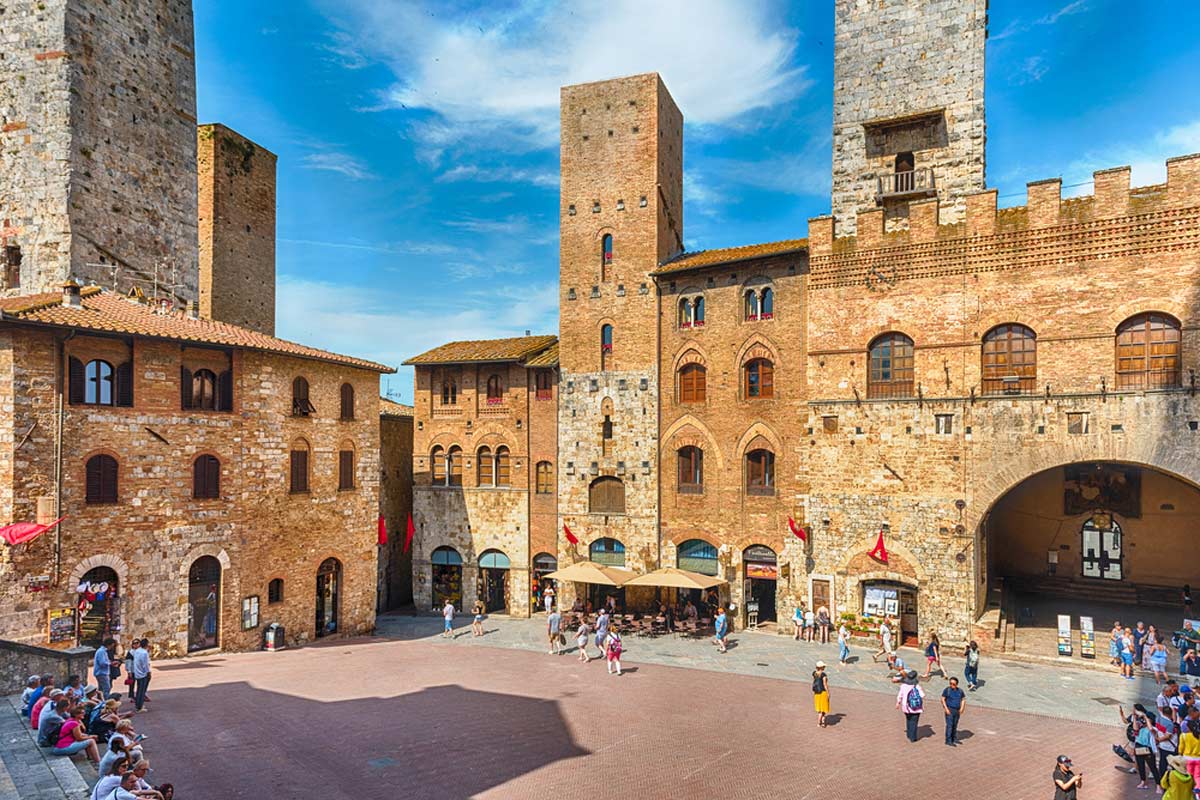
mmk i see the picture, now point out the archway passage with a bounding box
[188,556,221,652]
[77,566,119,648]
[982,461,1200,657]
[478,550,510,614]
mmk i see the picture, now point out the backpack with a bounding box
[812,673,825,694]
[906,687,924,713]
[39,720,63,748]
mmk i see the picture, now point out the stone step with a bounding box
[0,695,92,800]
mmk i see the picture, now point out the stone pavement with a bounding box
[377,612,1158,727]
[0,696,89,800]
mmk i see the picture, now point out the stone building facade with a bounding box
[378,398,414,611]
[405,337,558,617]
[0,287,392,655]
[0,0,199,303]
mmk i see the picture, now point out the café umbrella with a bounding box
[623,567,727,590]
[542,561,635,586]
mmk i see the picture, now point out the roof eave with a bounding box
[652,246,808,278]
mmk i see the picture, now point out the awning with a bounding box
[623,567,728,590]
[543,561,635,586]
[0,517,64,546]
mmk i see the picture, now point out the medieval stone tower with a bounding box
[830,0,987,235]
[198,124,277,335]
[557,73,683,587]
[0,0,198,302]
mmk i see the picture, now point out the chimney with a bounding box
[186,299,199,319]
[61,280,82,308]
[525,329,531,336]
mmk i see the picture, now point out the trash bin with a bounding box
[263,623,285,651]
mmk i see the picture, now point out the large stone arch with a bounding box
[176,545,233,654]
[1104,300,1189,331]
[69,553,130,590]
[735,334,783,371]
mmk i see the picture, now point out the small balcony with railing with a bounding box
[875,168,937,203]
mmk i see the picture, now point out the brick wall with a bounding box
[378,411,414,610]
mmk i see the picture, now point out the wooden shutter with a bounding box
[194,455,220,499]
[218,369,233,411]
[207,455,221,496]
[180,366,193,409]
[87,455,117,503]
[68,357,85,404]
[290,450,308,492]
[115,361,134,407]
[477,448,493,485]
[86,457,103,502]
[339,450,354,490]
[496,448,510,486]
[761,361,774,398]
[340,383,354,420]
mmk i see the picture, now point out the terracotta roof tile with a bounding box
[653,238,807,276]
[523,342,558,368]
[403,335,557,366]
[379,397,414,417]
[0,289,393,373]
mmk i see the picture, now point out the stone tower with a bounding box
[197,124,277,335]
[830,0,987,235]
[0,0,198,302]
[557,73,683,587]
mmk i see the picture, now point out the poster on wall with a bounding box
[1064,464,1141,517]
[1079,616,1095,658]
[863,585,897,617]
[47,608,75,644]
[1057,614,1073,656]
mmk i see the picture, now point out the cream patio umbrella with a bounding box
[623,566,727,590]
[543,560,635,586]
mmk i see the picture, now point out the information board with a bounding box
[1079,615,1095,658]
[47,607,75,644]
[1057,614,1073,656]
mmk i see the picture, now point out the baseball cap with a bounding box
[1182,684,1194,694]
[1056,755,1072,765]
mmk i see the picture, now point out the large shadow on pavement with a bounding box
[146,680,589,799]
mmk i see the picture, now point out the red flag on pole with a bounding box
[869,529,889,564]
[787,517,807,542]
[377,515,387,546]
[563,523,579,545]
[0,517,64,547]
[404,514,415,553]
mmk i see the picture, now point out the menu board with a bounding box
[47,607,75,644]
[1079,616,1095,658]
[1057,614,1072,656]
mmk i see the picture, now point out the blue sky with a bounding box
[193,1,1200,403]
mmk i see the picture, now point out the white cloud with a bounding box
[1014,55,1049,84]
[276,276,559,403]
[1064,118,1200,194]
[443,214,533,235]
[301,152,374,180]
[992,1,1089,42]
[278,237,462,257]
[319,0,809,160]
[437,164,557,189]
[1038,1,1088,25]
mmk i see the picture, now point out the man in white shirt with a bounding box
[873,618,895,662]
[442,600,455,637]
[131,639,152,712]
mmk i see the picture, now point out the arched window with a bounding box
[193,454,220,499]
[496,446,511,487]
[601,324,613,370]
[289,440,310,493]
[1116,313,1182,390]
[760,288,773,319]
[589,537,625,567]
[441,378,457,406]
[448,445,463,486]
[589,476,625,514]
[431,446,446,486]
[680,363,706,403]
[477,446,494,486]
[677,539,718,575]
[292,376,314,416]
[601,234,613,282]
[746,449,775,495]
[982,324,1037,395]
[868,332,914,399]
[338,446,355,491]
[85,454,118,504]
[694,296,705,325]
[85,360,115,406]
[677,446,703,493]
[340,383,355,420]
[192,369,217,410]
[486,374,503,405]
[744,358,774,399]
[268,578,284,604]
[744,289,759,321]
[535,461,553,494]
[679,297,693,328]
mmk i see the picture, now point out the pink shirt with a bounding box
[30,697,49,729]
[56,719,80,749]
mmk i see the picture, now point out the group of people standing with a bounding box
[1110,679,1200,798]
[564,608,624,674]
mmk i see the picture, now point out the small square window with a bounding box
[1067,413,1088,435]
[935,414,953,435]
[592,202,601,213]
[568,204,576,216]
[822,416,838,434]
[639,196,648,207]
[617,199,625,211]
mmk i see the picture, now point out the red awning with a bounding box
[0,517,64,546]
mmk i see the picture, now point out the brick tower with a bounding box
[197,124,277,335]
[830,0,987,235]
[557,73,683,592]
[0,0,198,302]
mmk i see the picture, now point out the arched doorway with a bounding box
[431,546,463,610]
[532,552,558,611]
[588,538,625,611]
[77,566,119,649]
[316,558,341,638]
[743,545,778,623]
[478,550,510,613]
[187,556,221,652]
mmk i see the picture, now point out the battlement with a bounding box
[808,153,1200,257]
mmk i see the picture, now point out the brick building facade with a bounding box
[411,0,1200,648]
[378,398,414,612]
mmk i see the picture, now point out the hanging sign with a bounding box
[1057,614,1073,656]
[1079,615,1095,658]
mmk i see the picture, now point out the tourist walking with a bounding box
[594,608,611,659]
[605,627,623,675]
[94,639,115,699]
[792,603,805,640]
[543,584,555,614]
[547,608,563,654]
[872,617,894,662]
[131,639,151,712]
[837,620,851,664]
[941,676,966,746]
[1053,755,1082,799]
[1161,755,1195,800]
[923,632,944,679]
[1152,638,1170,684]
[576,616,591,662]
[896,670,924,742]
[471,600,485,637]
[714,607,729,653]
[441,599,455,637]
[812,661,830,727]
[963,640,981,690]
[817,605,831,644]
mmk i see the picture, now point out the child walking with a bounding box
[606,628,623,676]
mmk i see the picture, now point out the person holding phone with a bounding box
[1053,755,1082,799]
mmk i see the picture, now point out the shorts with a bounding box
[444,619,453,631]
[927,656,938,664]
[1121,652,1134,665]
[474,615,483,623]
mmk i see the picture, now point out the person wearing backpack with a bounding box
[812,661,830,728]
[605,627,623,676]
[896,670,925,742]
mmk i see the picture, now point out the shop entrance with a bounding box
[862,581,918,646]
[77,566,119,649]
[743,545,778,624]
[187,556,221,652]
[431,546,463,610]
[316,557,341,638]
[478,550,510,613]
[532,552,558,611]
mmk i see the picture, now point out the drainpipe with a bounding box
[53,331,73,585]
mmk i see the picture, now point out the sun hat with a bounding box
[902,670,920,685]
[1168,754,1189,772]
[815,660,826,669]
[83,684,98,695]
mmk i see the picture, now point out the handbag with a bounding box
[109,663,121,680]
[1134,746,1153,756]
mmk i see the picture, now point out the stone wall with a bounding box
[197,124,277,335]
[0,640,92,695]
[378,410,414,610]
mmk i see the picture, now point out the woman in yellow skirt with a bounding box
[812,661,831,727]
